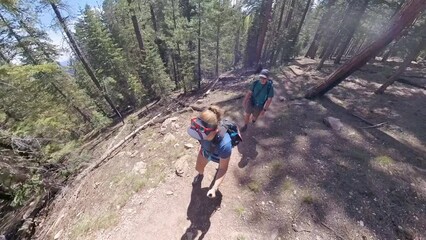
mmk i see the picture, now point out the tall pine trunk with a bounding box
[255,0,274,65]
[305,0,337,58]
[171,0,184,92]
[233,17,242,67]
[317,1,360,70]
[334,0,369,64]
[306,0,426,99]
[197,0,202,89]
[127,0,156,97]
[269,0,287,66]
[50,2,123,121]
[215,23,220,78]
[150,4,168,68]
[284,0,296,28]
[291,0,312,51]
[380,2,405,62]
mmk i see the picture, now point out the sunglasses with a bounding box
[190,117,216,135]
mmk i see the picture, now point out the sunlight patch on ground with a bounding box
[293,135,310,153]
[370,155,396,174]
[383,127,426,155]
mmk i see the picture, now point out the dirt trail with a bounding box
[34,60,426,240]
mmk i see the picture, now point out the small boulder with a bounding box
[279,96,286,101]
[166,191,174,195]
[323,117,343,131]
[160,117,179,133]
[175,155,190,177]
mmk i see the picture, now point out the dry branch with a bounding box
[321,222,345,240]
[350,112,377,126]
[360,122,387,129]
[203,77,220,96]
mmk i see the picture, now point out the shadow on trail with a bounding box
[181,176,222,240]
[237,130,259,168]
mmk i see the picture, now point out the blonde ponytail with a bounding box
[200,105,223,128]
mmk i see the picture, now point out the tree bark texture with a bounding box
[255,0,274,65]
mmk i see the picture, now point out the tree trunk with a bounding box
[50,2,123,122]
[233,17,242,67]
[255,0,274,65]
[268,0,287,65]
[180,0,196,85]
[215,23,220,78]
[306,0,426,99]
[171,56,178,88]
[127,0,157,97]
[150,4,168,68]
[380,1,405,62]
[291,0,312,49]
[284,0,296,28]
[127,0,145,59]
[375,37,426,94]
[197,0,202,89]
[244,19,259,67]
[317,0,365,70]
[305,0,337,58]
[171,0,183,91]
[334,0,369,64]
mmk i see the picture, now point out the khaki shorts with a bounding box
[245,102,263,118]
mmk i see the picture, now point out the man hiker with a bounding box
[241,69,274,132]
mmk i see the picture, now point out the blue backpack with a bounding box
[212,119,242,148]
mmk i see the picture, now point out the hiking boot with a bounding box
[240,125,247,132]
[192,174,203,185]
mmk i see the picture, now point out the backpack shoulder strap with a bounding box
[251,79,259,92]
[266,80,273,97]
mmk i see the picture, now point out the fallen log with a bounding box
[397,78,426,90]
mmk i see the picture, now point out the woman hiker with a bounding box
[187,105,232,198]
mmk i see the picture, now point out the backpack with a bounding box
[212,119,243,148]
[251,79,273,106]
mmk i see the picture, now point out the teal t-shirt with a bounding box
[250,79,274,107]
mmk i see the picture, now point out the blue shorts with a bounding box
[201,149,220,163]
